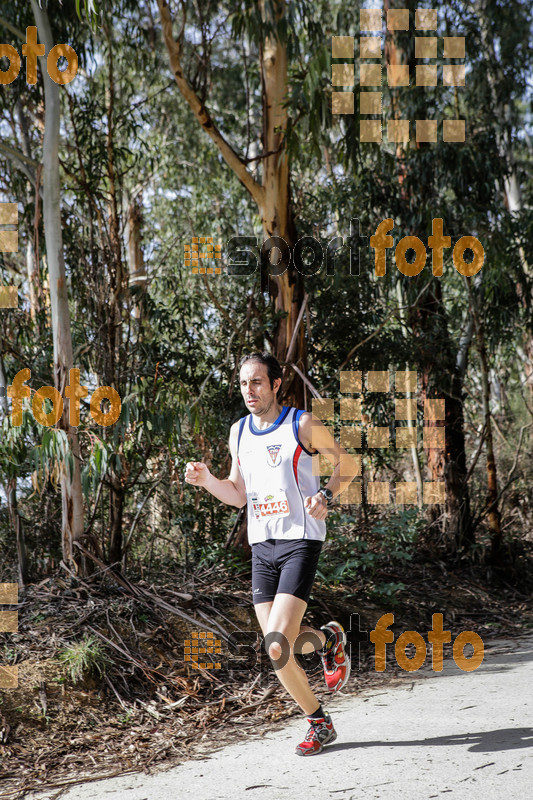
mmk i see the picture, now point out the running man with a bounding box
[185,352,359,755]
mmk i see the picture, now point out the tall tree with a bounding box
[156,0,307,404]
[30,1,86,573]
[383,0,474,550]
[475,0,533,387]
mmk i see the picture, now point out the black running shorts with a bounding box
[251,538,323,605]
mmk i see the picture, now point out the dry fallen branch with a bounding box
[1,538,531,798]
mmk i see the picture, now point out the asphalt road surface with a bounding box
[27,634,533,800]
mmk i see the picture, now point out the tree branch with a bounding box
[0,17,25,42]
[323,280,433,389]
[464,423,487,484]
[200,273,247,344]
[123,477,165,556]
[0,142,39,188]
[470,422,532,533]
[156,0,264,208]
[288,363,322,399]
[243,144,284,164]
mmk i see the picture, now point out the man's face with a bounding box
[239,361,281,415]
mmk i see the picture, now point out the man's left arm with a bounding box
[298,411,360,519]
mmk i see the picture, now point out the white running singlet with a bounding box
[236,406,327,545]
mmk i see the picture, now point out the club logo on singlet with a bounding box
[266,444,282,467]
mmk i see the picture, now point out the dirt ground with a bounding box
[1,549,532,799]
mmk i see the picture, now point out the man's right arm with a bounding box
[184,422,247,508]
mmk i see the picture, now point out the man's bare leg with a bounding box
[254,593,326,715]
[296,624,327,654]
[255,604,326,653]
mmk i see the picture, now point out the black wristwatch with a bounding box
[319,488,333,506]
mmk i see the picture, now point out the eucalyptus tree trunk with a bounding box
[465,278,502,557]
[257,0,305,404]
[157,0,306,406]
[0,355,28,585]
[385,0,472,550]
[108,477,125,566]
[127,195,147,321]
[16,100,41,325]
[31,1,86,575]
[476,0,532,390]
[102,22,127,567]
[396,283,423,504]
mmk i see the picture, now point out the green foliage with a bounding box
[316,510,423,603]
[197,537,252,576]
[0,410,34,478]
[116,709,136,724]
[371,510,424,559]
[369,582,407,606]
[0,0,532,582]
[57,634,111,684]
[30,428,75,487]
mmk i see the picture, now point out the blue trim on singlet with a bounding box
[292,408,316,456]
[237,416,247,450]
[248,405,291,435]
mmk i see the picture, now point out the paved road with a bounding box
[27,635,533,800]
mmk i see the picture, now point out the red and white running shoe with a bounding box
[320,620,351,691]
[295,712,337,756]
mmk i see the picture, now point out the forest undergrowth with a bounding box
[1,509,532,799]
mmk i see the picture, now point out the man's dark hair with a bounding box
[239,352,283,390]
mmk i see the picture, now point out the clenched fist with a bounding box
[304,493,328,521]
[184,461,211,487]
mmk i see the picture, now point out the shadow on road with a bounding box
[472,644,533,674]
[328,727,533,754]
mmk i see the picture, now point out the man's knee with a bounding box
[264,629,292,662]
[268,640,284,660]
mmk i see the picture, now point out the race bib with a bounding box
[251,489,290,519]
